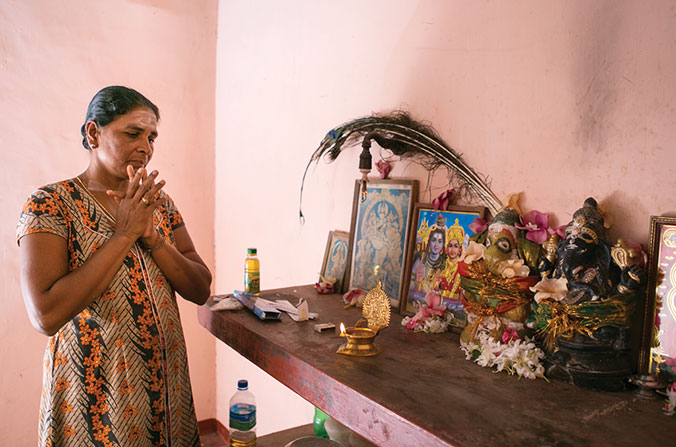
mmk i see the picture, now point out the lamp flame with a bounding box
[339,322,346,337]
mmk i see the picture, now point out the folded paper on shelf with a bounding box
[210,295,244,311]
[274,298,317,321]
[233,290,282,321]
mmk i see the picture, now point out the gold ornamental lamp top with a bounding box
[361,278,391,331]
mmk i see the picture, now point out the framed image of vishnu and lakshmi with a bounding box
[401,204,487,329]
[639,216,676,379]
[344,179,418,308]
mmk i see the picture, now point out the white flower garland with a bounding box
[460,332,546,380]
[401,313,454,334]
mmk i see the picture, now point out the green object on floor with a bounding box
[313,408,329,438]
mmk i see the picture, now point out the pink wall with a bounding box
[214,0,676,435]
[4,0,676,442]
[0,1,217,445]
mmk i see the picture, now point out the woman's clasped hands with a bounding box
[106,165,167,248]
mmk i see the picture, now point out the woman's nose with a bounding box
[138,140,153,154]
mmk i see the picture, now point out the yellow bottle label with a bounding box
[245,258,260,295]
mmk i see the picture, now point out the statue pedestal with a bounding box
[545,330,633,391]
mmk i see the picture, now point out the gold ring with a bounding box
[141,197,150,205]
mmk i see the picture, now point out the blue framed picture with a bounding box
[401,204,486,326]
[345,179,418,308]
[320,230,350,292]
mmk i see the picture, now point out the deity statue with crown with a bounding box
[456,202,553,379]
[528,197,646,390]
[458,206,541,344]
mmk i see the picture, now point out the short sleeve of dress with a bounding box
[160,191,185,231]
[16,189,68,245]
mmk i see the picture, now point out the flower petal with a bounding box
[526,229,549,244]
[469,217,488,234]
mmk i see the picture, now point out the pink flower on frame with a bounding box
[432,189,456,211]
[375,160,392,179]
[515,210,550,244]
[469,217,488,234]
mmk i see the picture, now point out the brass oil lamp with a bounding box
[337,278,391,356]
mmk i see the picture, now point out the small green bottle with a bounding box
[313,407,329,438]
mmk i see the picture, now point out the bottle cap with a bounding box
[247,248,257,255]
[238,379,248,390]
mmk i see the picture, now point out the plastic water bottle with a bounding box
[244,248,260,296]
[229,379,256,446]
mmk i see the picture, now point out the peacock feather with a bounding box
[299,110,502,220]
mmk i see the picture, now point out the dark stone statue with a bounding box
[555,197,616,303]
[540,197,646,390]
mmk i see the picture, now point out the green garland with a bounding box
[531,293,639,350]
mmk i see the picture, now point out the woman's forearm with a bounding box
[146,242,212,305]
[21,233,137,336]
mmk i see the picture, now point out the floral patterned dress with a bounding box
[17,179,200,447]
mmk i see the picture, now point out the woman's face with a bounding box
[447,239,461,260]
[88,107,158,179]
[429,232,444,256]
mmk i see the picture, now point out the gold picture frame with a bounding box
[400,203,486,327]
[319,230,350,293]
[639,216,676,379]
[344,179,418,309]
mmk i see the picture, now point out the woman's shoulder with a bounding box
[156,188,177,209]
[23,179,78,202]
[155,189,184,228]
[29,179,77,195]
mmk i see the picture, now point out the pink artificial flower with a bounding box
[406,315,423,330]
[432,189,456,211]
[548,225,566,239]
[343,289,366,307]
[424,291,447,316]
[407,292,446,328]
[501,327,520,343]
[469,217,488,234]
[515,210,550,244]
[375,160,392,179]
[314,281,335,294]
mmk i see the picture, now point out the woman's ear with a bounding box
[84,121,100,149]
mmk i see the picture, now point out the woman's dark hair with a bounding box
[80,86,160,150]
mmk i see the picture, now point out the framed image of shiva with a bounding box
[401,204,486,325]
[345,179,418,309]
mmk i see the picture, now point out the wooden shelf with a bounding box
[198,285,675,447]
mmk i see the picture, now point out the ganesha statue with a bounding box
[529,197,646,390]
[458,207,540,345]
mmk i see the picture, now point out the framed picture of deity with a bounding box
[320,230,350,293]
[344,179,418,308]
[400,204,487,329]
[639,216,676,380]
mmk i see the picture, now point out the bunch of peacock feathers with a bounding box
[300,110,502,220]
